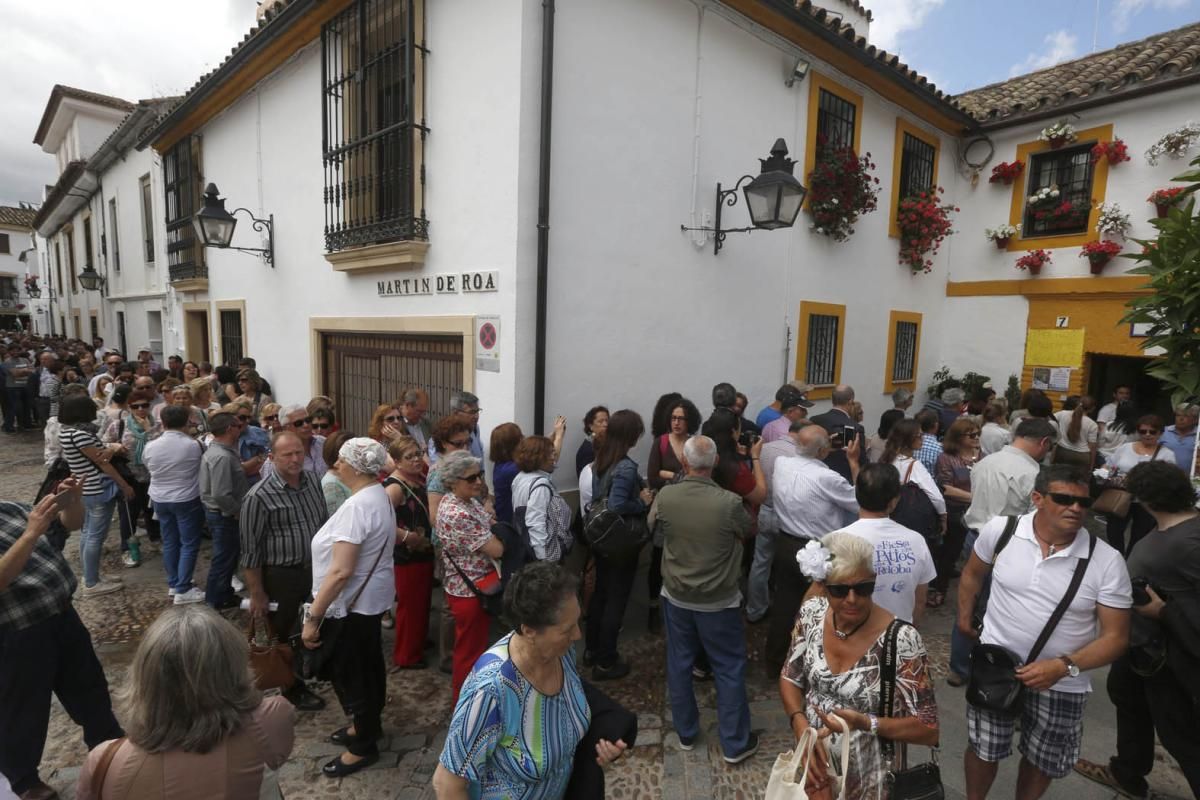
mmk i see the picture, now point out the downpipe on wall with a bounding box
[533,0,556,436]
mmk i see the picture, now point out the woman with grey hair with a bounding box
[76,604,295,798]
[437,450,505,706]
[301,437,395,777]
[780,532,939,800]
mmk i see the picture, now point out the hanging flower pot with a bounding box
[984,223,1019,250]
[1087,254,1110,274]
[1080,240,1121,275]
[1149,187,1185,219]
[1156,204,1171,219]
[1016,249,1051,276]
[1049,136,1067,150]
[994,237,1010,250]
[1039,121,1077,149]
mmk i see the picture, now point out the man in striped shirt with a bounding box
[240,429,329,711]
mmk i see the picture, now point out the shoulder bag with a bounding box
[582,464,650,562]
[290,536,389,681]
[969,516,1020,631]
[92,736,127,799]
[879,619,943,800]
[890,461,940,546]
[1094,444,1160,517]
[445,552,505,618]
[967,533,1097,716]
[249,617,295,691]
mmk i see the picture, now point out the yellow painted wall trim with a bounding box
[794,300,847,400]
[945,275,1150,297]
[883,310,922,393]
[1006,124,1113,251]
[888,118,940,239]
[804,72,864,196]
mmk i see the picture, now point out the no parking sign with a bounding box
[475,315,500,373]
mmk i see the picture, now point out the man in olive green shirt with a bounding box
[655,435,757,764]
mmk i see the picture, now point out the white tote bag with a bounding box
[765,715,852,800]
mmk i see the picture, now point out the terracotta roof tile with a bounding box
[955,21,1200,124]
[33,85,135,146]
[0,206,37,229]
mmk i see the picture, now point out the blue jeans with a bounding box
[951,531,987,678]
[80,489,118,588]
[745,505,777,621]
[204,511,240,607]
[662,599,751,758]
[155,499,204,592]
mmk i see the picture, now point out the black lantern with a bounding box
[193,183,275,266]
[680,138,807,254]
[78,265,104,291]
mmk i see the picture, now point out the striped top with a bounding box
[439,633,590,799]
[59,425,106,496]
[239,470,329,568]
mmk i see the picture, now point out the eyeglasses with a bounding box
[461,472,484,483]
[966,432,981,438]
[670,415,688,422]
[825,581,876,599]
[449,438,470,448]
[384,415,402,423]
[1137,428,1159,435]
[1046,492,1095,509]
[312,422,332,431]
[130,403,150,410]
[291,417,312,428]
[264,415,279,422]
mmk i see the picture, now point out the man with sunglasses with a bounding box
[228,401,271,485]
[958,465,1131,800]
[261,404,328,480]
[427,390,484,461]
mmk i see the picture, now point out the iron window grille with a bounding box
[321,0,428,253]
[1023,144,1094,236]
[163,137,205,282]
[220,309,245,367]
[898,133,936,203]
[806,313,840,387]
[892,320,919,384]
[816,88,856,156]
[108,198,120,272]
[66,229,77,293]
[140,175,155,263]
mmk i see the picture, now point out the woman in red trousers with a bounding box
[384,436,436,669]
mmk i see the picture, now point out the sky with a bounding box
[0,0,1197,207]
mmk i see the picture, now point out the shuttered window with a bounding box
[163,136,205,282]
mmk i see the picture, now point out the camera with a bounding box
[1131,577,1155,606]
[738,431,760,449]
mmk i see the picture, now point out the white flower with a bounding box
[1050,189,1060,197]
[796,540,832,581]
[831,198,839,205]
[1145,122,1200,165]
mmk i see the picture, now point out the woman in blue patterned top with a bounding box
[434,562,628,799]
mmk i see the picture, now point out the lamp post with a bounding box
[193,183,275,266]
[681,138,807,254]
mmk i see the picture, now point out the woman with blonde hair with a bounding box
[979,400,1011,456]
[91,375,113,408]
[76,604,295,798]
[1053,395,1098,469]
[259,401,283,434]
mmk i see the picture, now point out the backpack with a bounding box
[513,478,574,563]
[34,457,72,552]
[890,460,940,546]
[583,464,650,562]
[491,520,536,595]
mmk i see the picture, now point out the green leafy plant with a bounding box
[926,366,992,399]
[1122,153,1200,405]
[1005,375,1022,412]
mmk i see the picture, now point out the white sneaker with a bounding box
[82,580,124,597]
[173,587,205,605]
[168,587,178,597]
[231,576,245,592]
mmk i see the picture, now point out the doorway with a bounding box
[1086,354,1172,420]
[184,307,210,364]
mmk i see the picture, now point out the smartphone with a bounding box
[842,426,857,446]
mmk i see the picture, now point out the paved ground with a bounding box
[1,427,1190,799]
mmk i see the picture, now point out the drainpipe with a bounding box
[532,0,555,436]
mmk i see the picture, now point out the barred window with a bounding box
[322,0,427,253]
[1024,144,1094,236]
[220,309,244,367]
[898,133,936,202]
[163,136,205,282]
[892,320,918,383]
[806,313,840,387]
[817,88,856,155]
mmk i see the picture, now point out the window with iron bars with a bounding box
[816,88,856,156]
[321,0,428,253]
[163,136,205,282]
[892,320,919,384]
[806,313,840,387]
[898,133,936,204]
[220,309,244,367]
[1023,144,1094,236]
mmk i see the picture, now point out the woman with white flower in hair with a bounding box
[301,437,396,778]
[780,532,939,800]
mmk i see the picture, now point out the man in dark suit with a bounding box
[809,384,865,484]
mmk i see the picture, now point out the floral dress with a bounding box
[782,597,938,800]
[438,494,497,599]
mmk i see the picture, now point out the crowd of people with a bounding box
[1,331,1199,800]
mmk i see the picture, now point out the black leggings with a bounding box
[329,612,386,756]
[648,545,663,603]
[933,511,969,593]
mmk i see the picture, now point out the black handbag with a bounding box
[967,530,1097,715]
[879,619,944,800]
[582,466,650,562]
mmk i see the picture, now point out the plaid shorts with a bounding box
[967,689,1088,778]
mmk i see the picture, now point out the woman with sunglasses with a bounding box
[436,450,505,705]
[105,388,163,564]
[369,403,406,444]
[1105,414,1177,556]
[385,435,436,670]
[781,532,939,800]
[259,402,283,434]
[311,407,337,437]
[930,417,981,608]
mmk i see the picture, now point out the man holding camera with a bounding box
[957,465,1130,800]
[809,384,865,484]
[1075,461,1200,798]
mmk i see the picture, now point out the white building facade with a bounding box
[0,207,38,332]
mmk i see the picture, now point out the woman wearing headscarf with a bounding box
[301,438,395,778]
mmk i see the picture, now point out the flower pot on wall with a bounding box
[1026,263,1042,276]
[1049,136,1067,149]
[1156,204,1171,219]
[1088,254,1110,274]
[994,237,1009,250]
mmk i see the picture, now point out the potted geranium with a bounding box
[1016,249,1051,276]
[1027,185,1061,208]
[989,160,1025,185]
[897,187,957,274]
[1039,120,1077,149]
[984,223,1020,249]
[806,140,880,242]
[1091,139,1130,166]
[1149,187,1186,218]
[1080,240,1122,274]
[1096,202,1131,239]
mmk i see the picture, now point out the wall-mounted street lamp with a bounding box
[193,183,275,266]
[78,265,105,292]
[681,138,807,255]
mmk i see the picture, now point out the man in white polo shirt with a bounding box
[839,463,936,626]
[957,465,1131,800]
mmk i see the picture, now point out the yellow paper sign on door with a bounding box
[1024,329,1086,367]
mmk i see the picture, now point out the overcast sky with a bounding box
[1,0,1194,208]
[0,0,258,207]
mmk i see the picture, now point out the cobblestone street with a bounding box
[1,429,1189,799]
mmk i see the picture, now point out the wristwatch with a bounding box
[867,713,879,735]
[1058,655,1080,677]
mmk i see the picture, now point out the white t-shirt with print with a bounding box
[310,482,395,618]
[838,517,936,623]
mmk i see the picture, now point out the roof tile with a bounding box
[0,206,37,229]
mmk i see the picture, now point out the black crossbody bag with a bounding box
[967,528,1096,716]
[879,618,944,800]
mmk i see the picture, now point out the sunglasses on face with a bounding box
[1138,428,1159,435]
[461,472,484,483]
[1046,492,1095,509]
[264,415,278,422]
[825,581,876,599]
[291,418,312,428]
[130,403,150,410]
[384,415,402,423]
[312,422,332,431]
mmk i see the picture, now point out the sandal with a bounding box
[926,591,944,609]
[1073,760,1146,799]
